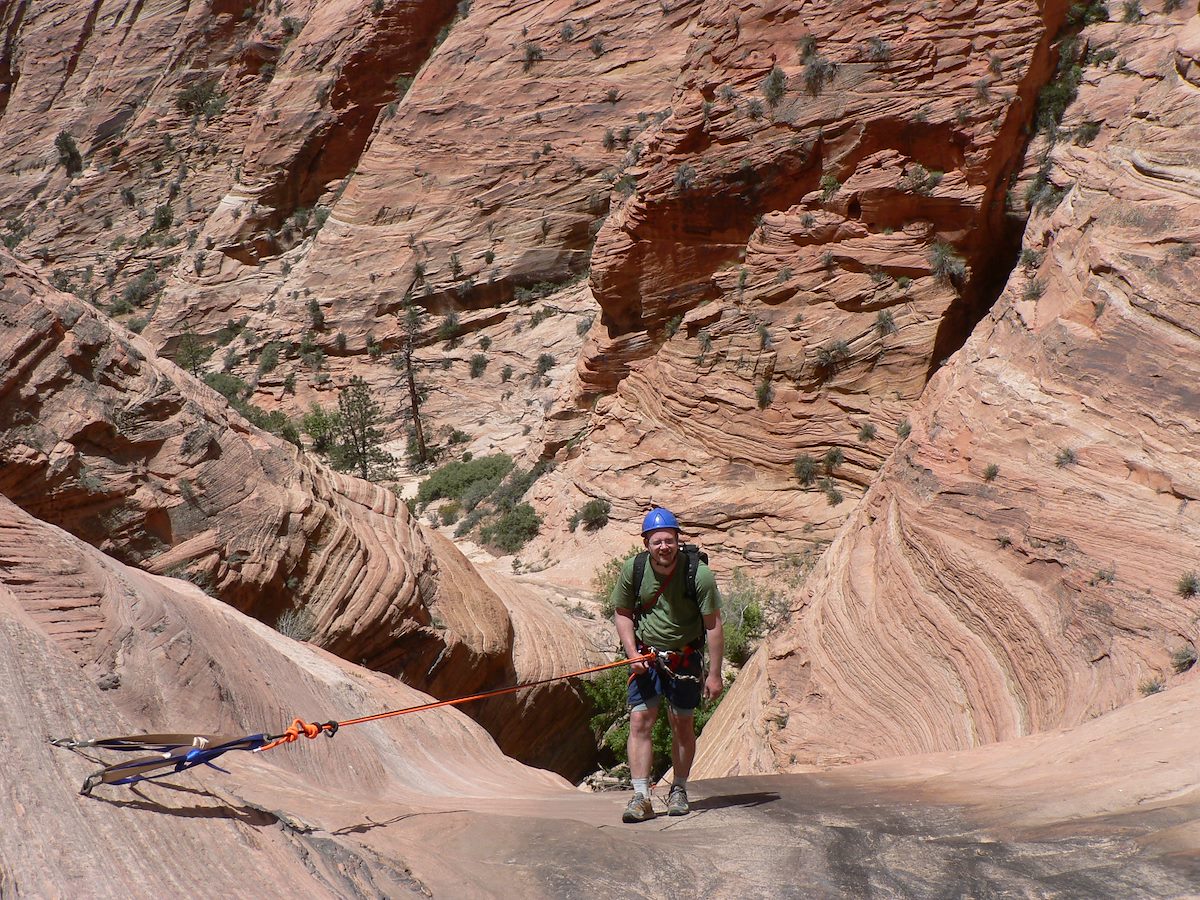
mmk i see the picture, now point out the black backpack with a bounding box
[631,543,709,626]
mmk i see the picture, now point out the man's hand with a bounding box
[630,657,650,676]
[703,670,723,701]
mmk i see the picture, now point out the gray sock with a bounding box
[632,778,650,798]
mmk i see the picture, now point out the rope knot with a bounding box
[259,718,336,752]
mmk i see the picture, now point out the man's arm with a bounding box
[615,608,649,675]
[702,610,724,700]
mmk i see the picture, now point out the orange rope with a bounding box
[258,652,655,753]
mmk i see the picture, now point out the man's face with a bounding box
[644,528,680,569]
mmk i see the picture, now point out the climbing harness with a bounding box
[52,652,656,795]
[636,642,705,685]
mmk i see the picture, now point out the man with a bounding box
[612,507,723,823]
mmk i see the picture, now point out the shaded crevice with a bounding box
[0,0,28,121]
[924,0,1079,378]
[248,0,462,244]
[50,0,104,109]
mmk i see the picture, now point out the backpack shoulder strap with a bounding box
[679,544,706,609]
[632,551,648,599]
[685,547,700,605]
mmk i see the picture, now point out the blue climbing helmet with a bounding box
[640,507,680,535]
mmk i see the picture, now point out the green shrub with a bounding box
[152,204,173,231]
[1034,36,1084,135]
[1074,121,1101,146]
[761,66,787,105]
[1055,447,1077,467]
[875,309,897,335]
[440,500,462,526]
[593,547,641,617]
[722,569,774,666]
[536,353,556,375]
[501,364,513,382]
[820,174,840,199]
[522,42,544,71]
[804,55,836,95]
[307,298,325,330]
[479,502,541,553]
[276,605,316,641]
[1171,646,1196,673]
[674,164,697,191]
[122,267,162,306]
[756,378,773,409]
[1139,678,1164,696]
[929,241,966,282]
[258,343,280,373]
[984,463,999,482]
[858,423,876,442]
[815,340,850,376]
[469,353,487,377]
[794,453,817,485]
[571,498,611,531]
[1178,571,1199,598]
[176,80,226,118]
[417,454,514,506]
[56,131,83,175]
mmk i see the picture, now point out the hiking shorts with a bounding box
[628,645,703,714]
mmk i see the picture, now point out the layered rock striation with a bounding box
[0,253,601,776]
[695,2,1200,775]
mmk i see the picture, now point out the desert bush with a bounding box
[522,42,544,71]
[761,66,787,105]
[570,498,611,531]
[1139,678,1164,695]
[1171,646,1196,673]
[176,80,226,118]
[929,241,966,282]
[593,546,643,617]
[276,605,316,641]
[756,378,774,409]
[56,131,83,175]
[417,454,514,507]
[794,453,817,485]
[1178,571,1199,598]
[479,502,540,553]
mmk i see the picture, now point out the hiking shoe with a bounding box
[667,784,689,816]
[622,793,655,823]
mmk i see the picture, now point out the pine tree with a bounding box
[332,376,395,480]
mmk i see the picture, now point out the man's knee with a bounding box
[630,707,657,738]
[668,709,696,741]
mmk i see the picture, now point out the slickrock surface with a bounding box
[694,3,1200,774]
[4,495,1199,898]
[0,253,601,775]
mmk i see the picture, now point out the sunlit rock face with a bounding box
[694,2,1200,776]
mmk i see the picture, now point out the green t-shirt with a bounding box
[612,553,721,650]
